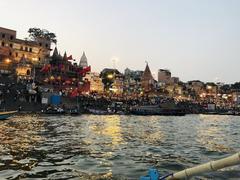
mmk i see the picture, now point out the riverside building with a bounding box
[0,27,51,77]
[0,27,51,64]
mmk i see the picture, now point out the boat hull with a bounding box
[0,111,17,120]
[130,106,186,116]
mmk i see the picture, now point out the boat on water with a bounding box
[130,104,186,116]
[0,111,17,120]
[41,106,66,115]
[88,108,113,115]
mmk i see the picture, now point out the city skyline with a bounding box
[1,0,240,83]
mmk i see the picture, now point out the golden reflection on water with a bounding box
[0,115,45,157]
[197,115,233,153]
[142,116,165,144]
[89,115,123,147]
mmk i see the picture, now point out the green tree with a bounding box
[28,28,57,44]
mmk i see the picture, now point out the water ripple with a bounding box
[0,114,239,179]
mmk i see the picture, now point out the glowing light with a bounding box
[107,74,113,79]
[50,76,55,80]
[5,58,11,64]
[207,85,212,90]
[109,88,118,93]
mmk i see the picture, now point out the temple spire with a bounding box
[63,51,67,61]
[79,51,88,68]
[52,47,58,57]
[141,62,154,92]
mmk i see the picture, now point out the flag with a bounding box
[40,64,51,72]
[67,55,73,60]
[70,88,79,97]
[79,66,91,76]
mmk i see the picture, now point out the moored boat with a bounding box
[87,108,115,115]
[0,111,17,120]
[130,105,186,116]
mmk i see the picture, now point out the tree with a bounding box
[28,28,57,44]
[232,82,240,90]
[220,84,231,93]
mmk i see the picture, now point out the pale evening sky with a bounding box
[1,0,240,83]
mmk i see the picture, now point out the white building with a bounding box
[84,72,104,93]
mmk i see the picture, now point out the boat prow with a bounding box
[0,111,18,120]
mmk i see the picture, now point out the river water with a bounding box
[0,114,239,179]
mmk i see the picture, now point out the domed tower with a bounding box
[79,51,88,68]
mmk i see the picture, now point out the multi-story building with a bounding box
[158,69,171,84]
[111,75,124,95]
[123,68,143,94]
[187,80,205,94]
[0,27,51,73]
[84,72,104,93]
[205,82,218,97]
[169,77,180,85]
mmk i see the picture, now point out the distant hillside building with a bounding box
[169,77,180,85]
[124,68,143,94]
[141,63,155,92]
[158,69,171,84]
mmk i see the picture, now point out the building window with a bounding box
[10,35,13,40]
[45,44,49,48]
[1,42,4,46]
[39,43,42,46]
[10,43,13,48]
[9,52,12,56]
[2,34,5,38]
[29,48,32,52]
[27,69,31,76]
[38,57,41,61]
[25,47,28,51]
[16,52,18,57]
[20,46,23,50]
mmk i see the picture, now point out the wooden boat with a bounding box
[0,111,17,120]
